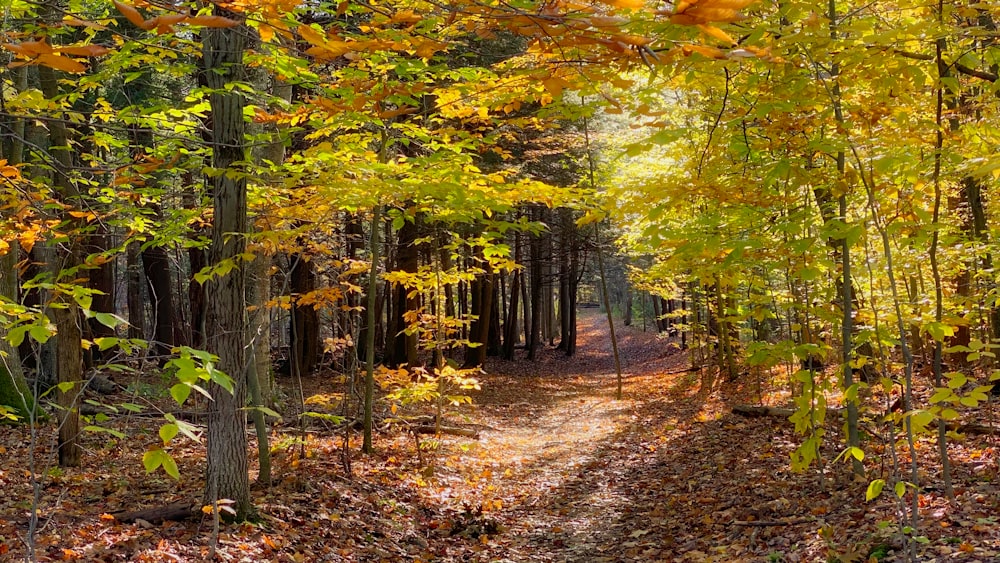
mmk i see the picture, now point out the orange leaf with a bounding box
[36,53,87,73]
[113,1,148,29]
[187,15,241,28]
[599,0,646,8]
[8,40,54,56]
[682,44,727,59]
[62,17,106,29]
[56,44,111,57]
[414,39,446,58]
[686,7,745,22]
[668,13,704,25]
[1,43,32,57]
[149,13,187,34]
[297,24,328,48]
[700,0,756,9]
[391,10,423,24]
[696,24,735,44]
[99,513,116,521]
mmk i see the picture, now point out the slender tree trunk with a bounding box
[0,66,34,421]
[38,57,82,467]
[527,214,543,361]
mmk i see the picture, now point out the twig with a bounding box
[733,517,814,527]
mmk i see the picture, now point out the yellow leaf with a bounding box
[542,77,569,97]
[259,23,275,43]
[697,24,736,43]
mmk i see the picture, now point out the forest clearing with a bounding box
[4,0,1000,561]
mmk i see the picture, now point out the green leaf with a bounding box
[895,481,906,498]
[866,479,885,501]
[174,419,201,442]
[160,423,179,444]
[57,381,76,393]
[93,312,124,329]
[120,402,144,413]
[7,325,28,347]
[94,337,120,351]
[143,449,164,473]
[907,410,934,433]
[253,406,282,419]
[848,446,864,462]
[29,324,52,344]
[959,396,980,408]
[924,322,955,343]
[170,383,192,406]
[161,453,180,479]
[947,373,967,389]
[83,425,126,439]
[210,370,235,394]
[929,388,953,404]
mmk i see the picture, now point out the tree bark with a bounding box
[38,57,82,467]
[289,251,319,377]
[202,12,252,521]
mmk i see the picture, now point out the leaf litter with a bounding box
[1,311,1000,561]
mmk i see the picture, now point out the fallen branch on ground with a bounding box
[732,405,1000,435]
[114,502,197,524]
[733,517,814,527]
[412,425,480,438]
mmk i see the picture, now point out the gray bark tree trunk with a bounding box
[202,12,252,520]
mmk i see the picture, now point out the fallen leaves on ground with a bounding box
[2,311,1000,561]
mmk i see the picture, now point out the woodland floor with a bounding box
[2,311,1000,562]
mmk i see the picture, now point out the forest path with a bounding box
[424,310,823,562]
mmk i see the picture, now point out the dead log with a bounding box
[732,405,846,418]
[732,405,1000,435]
[115,502,197,524]
[956,422,1000,435]
[412,425,480,438]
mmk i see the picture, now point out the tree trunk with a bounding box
[289,252,319,377]
[389,215,420,367]
[142,241,177,360]
[502,261,521,361]
[527,207,544,361]
[0,65,35,421]
[202,12,252,521]
[0,249,35,421]
[38,55,83,467]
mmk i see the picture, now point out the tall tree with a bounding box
[201,9,251,520]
